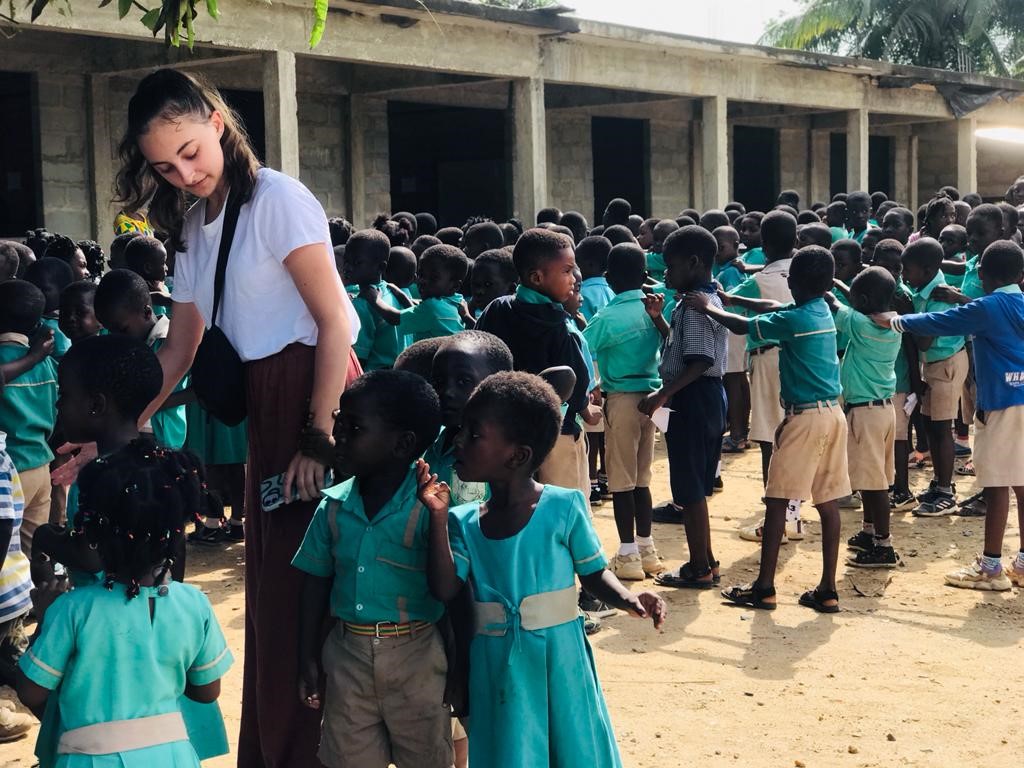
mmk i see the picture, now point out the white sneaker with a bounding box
[610,553,645,581]
[785,519,806,541]
[0,705,32,743]
[638,545,667,576]
[739,520,788,544]
[944,558,1012,591]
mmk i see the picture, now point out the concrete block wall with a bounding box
[298,92,346,217]
[915,121,958,203]
[778,128,809,206]
[359,97,391,225]
[978,137,1024,200]
[546,110,594,220]
[38,73,92,238]
[648,119,690,218]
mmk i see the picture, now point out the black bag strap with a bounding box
[211,191,242,328]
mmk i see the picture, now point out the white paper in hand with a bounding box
[651,407,672,433]
[903,393,918,417]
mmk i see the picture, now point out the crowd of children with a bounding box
[1,179,1024,765]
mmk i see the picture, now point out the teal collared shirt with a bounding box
[893,281,913,393]
[834,305,900,403]
[582,289,661,393]
[580,277,615,322]
[41,316,70,360]
[422,428,489,507]
[515,284,559,305]
[942,252,967,289]
[646,251,667,281]
[994,283,1022,295]
[714,262,745,293]
[909,271,966,363]
[0,333,57,470]
[751,297,841,404]
[961,254,984,300]
[292,465,444,624]
[741,247,766,266]
[397,294,465,342]
[349,281,409,370]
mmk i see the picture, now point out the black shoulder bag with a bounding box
[190,192,247,426]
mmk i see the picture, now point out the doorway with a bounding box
[732,126,779,212]
[592,116,649,223]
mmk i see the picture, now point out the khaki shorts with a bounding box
[766,404,851,505]
[725,333,748,375]
[892,392,911,440]
[603,392,656,493]
[921,348,969,421]
[583,410,605,434]
[452,717,467,742]
[18,464,52,562]
[973,405,1024,487]
[749,347,784,443]
[319,623,452,768]
[846,403,896,491]
[538,433,590,498]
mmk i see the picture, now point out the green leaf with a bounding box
[97,0,113,8]
[184,0,195,49]
[205,0,217,19]
[29,0,48,20]
[140,6,160,29]
[117,0,131,18]
[308,0,327,48]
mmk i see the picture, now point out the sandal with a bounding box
[721,436,749,454]
[655,562,715,589]
[798,588,839,614]
[955,459,975,476]
[721,582,777,610]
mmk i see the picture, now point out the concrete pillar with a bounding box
[846,108,869,192]
[701,94,728,209]
[810,130,830,203]
[87,74,117,248]
[908,132,919,213]
[511,77,547,226]
[956,116,978,195]
[262,50,300,177]
[347,95,368,227]
[690,119,704,209]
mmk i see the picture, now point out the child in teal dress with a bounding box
[16,441,233,768]
[418,371,666,768]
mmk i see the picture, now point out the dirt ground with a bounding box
[5,439,1024,767]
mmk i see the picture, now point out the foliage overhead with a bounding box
[760,0,1024,78]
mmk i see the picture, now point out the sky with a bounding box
[564,0,803,44]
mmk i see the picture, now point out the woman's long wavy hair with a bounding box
[115,68,260,253]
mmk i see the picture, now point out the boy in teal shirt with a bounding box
[901,239,967,516]
[0,281,58,565]
[584,243,666,581]
[363,244,469,343]
[24,258,72,360]
[687,245,851,613]
[577,237,615,321]
[345,229,413,369]
[645,219,679,281]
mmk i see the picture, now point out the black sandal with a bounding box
[655,562,715,589]
[721,582,776,610]
[798,588,840,614]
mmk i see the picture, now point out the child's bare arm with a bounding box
[579,569,666,630]
[722,293,785,315]
[387,283,414,309]
[832,278,851,301]
[638,359,710,417]
[642,294,670,338]
[297,574,331,710]
[940,259,968,276]
[0,328,54,388]
[683,292,752,335]
[359,284,403,326]
[418,460,464,603]
[184,678,221,703]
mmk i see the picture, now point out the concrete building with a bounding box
[3,0,1024,245]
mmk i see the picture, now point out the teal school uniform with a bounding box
[19,580,233,768]
[908,272,965,362]
[893,282,913,394]
[146,317,188,450]
[292,466,443,623]
[581,290,661,394]
[833,305,900,402]
[751,298,841,404]
[579,277,615,322]
[831,288,852,352]
[942,253,967,289]
[184,402,248,466]
[714,262,745,293]
[422,428,489,507]
[646,251,666,281]
[0,333,58,471]
[829,227,849,243]
[396,294,465,342]
[960,254,984,300]
[449,486,622,768]
[741,247,766,266]
[349,281,409,370]
[41,316,70,360]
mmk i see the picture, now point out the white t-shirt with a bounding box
[172,168,359,362]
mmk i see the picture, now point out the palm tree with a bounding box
[760,0,1024,78]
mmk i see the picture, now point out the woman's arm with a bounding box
[142,302,205,427]
[284,244,353,501]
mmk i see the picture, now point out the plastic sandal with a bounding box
[798,588,840,614]
[721,437,749,454]
[655,562,715,590]
[721,582,777,610]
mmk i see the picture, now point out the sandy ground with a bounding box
[5,439,1024,767]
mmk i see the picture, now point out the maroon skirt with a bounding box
[238,344,361,768]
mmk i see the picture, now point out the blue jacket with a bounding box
[893,286,1024,411]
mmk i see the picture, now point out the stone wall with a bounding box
[38,73,91,238]
[546,110,593,220]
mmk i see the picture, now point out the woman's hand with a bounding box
[50,442,98,486]
[284,452,328,503]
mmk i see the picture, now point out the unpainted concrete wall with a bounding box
[38,73,91,237]
[546,110,594,220]
[298,92,347,217]
[978,138,1024,200]
[649,119,691,218]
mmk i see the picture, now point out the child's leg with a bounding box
[814,499,841,600]
[587,433,601,485]
[611,491,637,546]
[634,487,653,538]
[862,490,890,539]
[926,418,955,488]
[912,408,929,453]
[681,498,712,573]
[754,498,788,589]
[224,463,247,522]
[1015,486,1024,552]
[982,487,1009,556]
[724,373,748,440]
[759,442,772,486]
[894,440,910,493]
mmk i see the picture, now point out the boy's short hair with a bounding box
[774,204,798,218]
[870,191,889,209]
[343,369,442,457]
[415,212,438,237]
[5,241,35,278]
[939,224,967,245]
[850,266,896,314]
[725,201,746,214]
[385,247,417,286]
[436,227,463,247]
[372,214,411,248]
[0,280,46,335]
[512,228,572,279]
[466,371,562,470]
[797,210,822,224]
[777,189,801,208]
[674,216,696,229]
[626,215,644,236]
[346,229,391,266]
[602,198,631,226]
[0,241,21,280]
[464,222,505,254]
[885,207,915,229]
[962,193,982,208]
[439,330,514,373]
[474,248,518,284]
[124,237,166,276]
[62,335,163,421]
[832,193,849,203]
[831,239,862,264]
[536,207,562,225]
[712,225,739,244]
[652,219,679,246]
[761,210,798,254]
[998,202,1020,229]
[789,245,835,294]
[873,238,905,261]
[826,201,847,218]
[421,244,470,283]
[393,337,448,380]
[95,268,152,322]
[980,240,1024,284]
[663,225,718,269]
[25,257,74,312]
[846,191,871,209]
[392,212,418,240]
[559,211,589,244]
[328,217,353,247]
[61,280,98,310]
[799,223,832,248]
[698,210,730,232]
[606,242,647,282]
[499,222,521,247]
[938,185,960,201]
[968,203,1005,232]
[411,235,441,258]
[901,237,944,270]
[575,235,612,274]
[602,225,634,246]
[109,232,141,270]
[874,200,898,222]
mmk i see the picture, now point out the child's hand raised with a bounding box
[682,291,710,313]
[28,327,55,363]
[358,284,380,302]
[416,459,450,514]
[624,590,667,631]
[642,292,664,319]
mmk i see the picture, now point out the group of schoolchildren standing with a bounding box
[2,179,1024,767]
